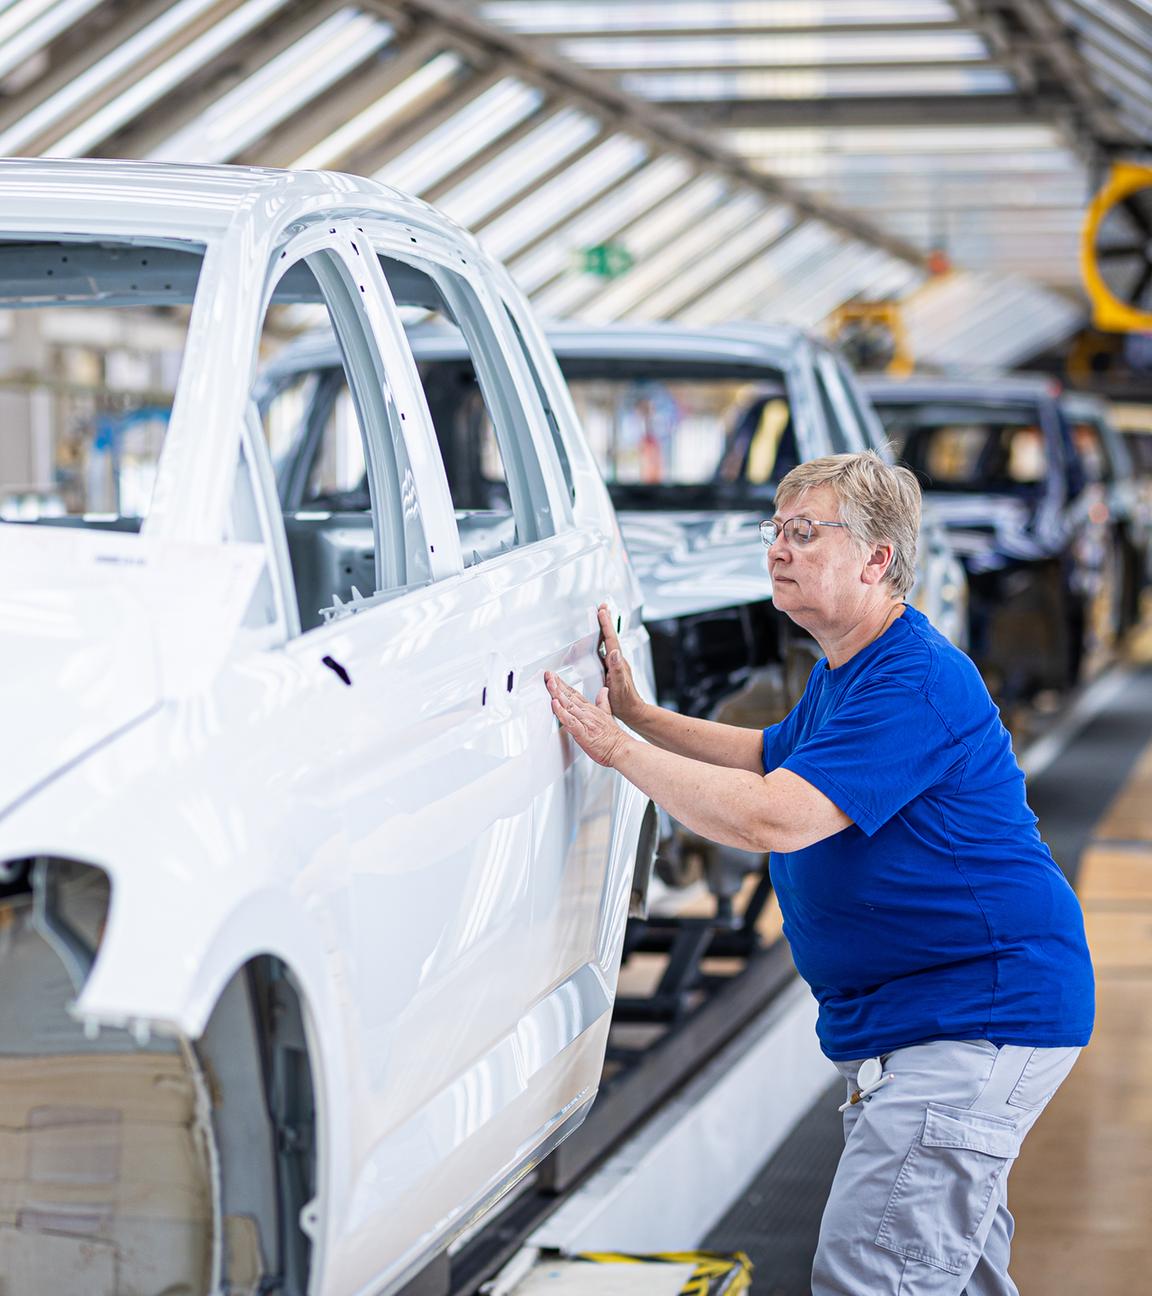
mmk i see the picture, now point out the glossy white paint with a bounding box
[0,159,653,1296]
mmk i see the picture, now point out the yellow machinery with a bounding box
[1081,161,1152,333]
[828,301,913,376]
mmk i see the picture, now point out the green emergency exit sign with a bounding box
[581,243,634,278]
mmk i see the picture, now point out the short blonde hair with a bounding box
[776,450,921,597]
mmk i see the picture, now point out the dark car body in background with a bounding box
[1060,391,1151,632]
[864,375,1138,697]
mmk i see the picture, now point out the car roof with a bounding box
[414,319,809,367]
[0,157,456,242]
[860,373,1061,404]
[263,319,815,381]
[1059,391,1109,420]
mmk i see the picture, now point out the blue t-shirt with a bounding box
[763,605,1094,1061]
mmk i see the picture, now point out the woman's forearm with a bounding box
[611,734,772,850]
[627,701,765,773]
[608,735,850,854]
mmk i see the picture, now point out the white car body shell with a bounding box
[0,159,654,1296]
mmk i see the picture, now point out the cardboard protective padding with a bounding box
[0,1052,213,1296]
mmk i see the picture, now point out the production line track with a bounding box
[399,665,1140,1296]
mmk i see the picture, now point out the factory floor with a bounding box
[705,650,1152,1295]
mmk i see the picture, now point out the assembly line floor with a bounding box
[704,657,1152,1296]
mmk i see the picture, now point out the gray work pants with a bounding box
[812,1039,1080,1295]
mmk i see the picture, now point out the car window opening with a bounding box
[0,238,205,531]
[876,401,1052,495]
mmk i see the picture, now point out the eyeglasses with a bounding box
[759,516,851,547]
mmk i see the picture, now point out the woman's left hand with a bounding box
[544,671,629,768]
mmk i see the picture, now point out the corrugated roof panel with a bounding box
[377,77,545,195]
[579,190,767,321]
[433,106,601,228]
[148,9,394,163]
[481,1,959,33]
[47,0,294,157]
[479,134,649,260]
[0,0,106,82]
[291,50,465,170]
[679,220,847,324]
[532,173,728,317]
[552,31,989,69]
[618,65,1017,101]
[0,0,230,153]
[509,155,692,293]
[634,204,795,319]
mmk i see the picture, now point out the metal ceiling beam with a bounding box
[956,0,1140,160]
[660,95,1072,130]
[368,0,930,269]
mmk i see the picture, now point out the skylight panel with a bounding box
[0,0,105,83]
[378,78,545,195]
[1053,0,1152,53]
[291,50,464,170]
[511,155,692,292]
[149,9,394,163]
[621,66,1015,100]
[725,124,1066,156]
[636,205,794,319]
[765,242,872,324]
[579,191,764,322]
[611,173,728,258]
[750,147,1078,179]
[47,0,294,158]
[434,108,601,229]
[479,135,648,260]
[0,0,225,154]
[786,248,894,328]
[555,32,989,69]
[481,1,958,34]
[1077,47,1152,124]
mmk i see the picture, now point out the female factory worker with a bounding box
[544,451,1093,1296]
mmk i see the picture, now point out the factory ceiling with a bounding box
[2,0,1148,367]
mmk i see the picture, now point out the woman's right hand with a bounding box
[597,603,646,729]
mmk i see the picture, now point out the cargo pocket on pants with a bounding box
[875,1102,1022,1275]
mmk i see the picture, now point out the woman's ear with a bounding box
[862,543,894,586]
